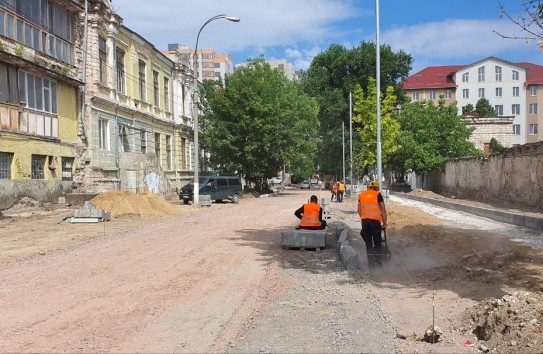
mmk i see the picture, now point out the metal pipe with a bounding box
[349,92,353,196]
[375,0,382,188]
[192,14,240,205]
[80,0,89,140]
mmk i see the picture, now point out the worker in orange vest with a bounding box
[331,181,338,202]
[357,180,387,267]
[294,195,327,230]
[337,180,346,202]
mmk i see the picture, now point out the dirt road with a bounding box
[1,189,542,353]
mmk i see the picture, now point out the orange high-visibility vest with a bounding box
[332,184,338,192]
[300,203,322,227]
[358,189,383,222]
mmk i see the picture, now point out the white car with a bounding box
[300,181,311,189]
[269,177,282,185]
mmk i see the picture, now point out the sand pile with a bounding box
[90,191,183,217]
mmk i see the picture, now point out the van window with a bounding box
[228,178,240,186]
[217,178,227,186]
[207,178,215,186]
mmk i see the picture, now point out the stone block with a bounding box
[340,245,359,270]
[281,229,326,249]
[199,194,211,207]
[337,229,348,250]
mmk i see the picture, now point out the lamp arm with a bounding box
[194,14,226,55]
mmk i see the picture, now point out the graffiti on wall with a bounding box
[145,172,161,194]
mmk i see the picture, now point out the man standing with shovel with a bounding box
[357,180,387,268]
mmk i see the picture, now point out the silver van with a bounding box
[179,176,243,204]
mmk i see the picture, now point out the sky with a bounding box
[110,0,542,75]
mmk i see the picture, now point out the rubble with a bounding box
[461,291,543,353]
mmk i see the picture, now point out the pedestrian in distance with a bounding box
[357,180,387,268]
[331,181,338,202]
[337,180,346,202]
[294,195,327,230]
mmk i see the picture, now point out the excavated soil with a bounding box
[0,189,542,353]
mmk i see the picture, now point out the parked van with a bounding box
[179,176,243,205]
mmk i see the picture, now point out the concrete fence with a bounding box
[427,141,543,210]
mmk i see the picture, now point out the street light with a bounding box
[375,0,382,189]
[192,14,240,205]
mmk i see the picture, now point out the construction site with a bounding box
[0,188,542,353]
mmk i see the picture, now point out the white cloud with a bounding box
[112,0,362,54]
[381,19,540,72]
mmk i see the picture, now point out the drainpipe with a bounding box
[80,0,89,140]
[114,105,120,190]
[173,123,179,190]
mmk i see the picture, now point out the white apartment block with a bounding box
[403,57,543,146]
[454,58,527,145]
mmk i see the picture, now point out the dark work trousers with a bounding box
[360,219,383,267]
[337,191,344,202]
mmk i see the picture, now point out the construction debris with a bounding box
[70,201,110,223]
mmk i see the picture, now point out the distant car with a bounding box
[269,177,283,185]
[300,180,310,189]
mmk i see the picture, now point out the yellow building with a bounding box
[79,2,193,194]
[0,0,83,208]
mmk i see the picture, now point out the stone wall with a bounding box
[465,116,514,151]
[429,141,543,210]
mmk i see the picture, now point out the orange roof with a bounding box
[403,60,543,90]
[516,62,543,84]
[402,65,464,90]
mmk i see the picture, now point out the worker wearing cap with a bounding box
[357,180,387,267]
[295,195,327,230]
[337,180,346,202]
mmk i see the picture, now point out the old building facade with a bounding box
[75,0,194,195]
[0,0,84,208]
[0,0,196,208]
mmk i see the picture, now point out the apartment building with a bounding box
[166,43,234,83]
[0,0,84,205]
[79,1,193,194]
[403,57,543,146]
[237,58,297,81]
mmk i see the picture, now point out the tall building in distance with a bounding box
[236,59,297,81]
[165,44,235,83]
[402,57,543,146]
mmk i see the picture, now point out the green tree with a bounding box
[388,97,481,174]
[462,103,474,114]
[302,42,412,177]
[201,58,319,188]
[475,97,497,117]
[352,78,400,169]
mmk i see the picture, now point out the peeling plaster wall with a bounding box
[430,142,543,210]
[0,180,71,210]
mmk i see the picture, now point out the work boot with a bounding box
[366,249,376,268]
[374,252,383,267]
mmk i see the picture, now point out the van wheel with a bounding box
[183,199,189,205]
[231,194,240,203]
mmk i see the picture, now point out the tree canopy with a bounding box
[352,78,400,170]
[201,58,319,187]
[475,97,497,117]
[302,42,412,177]
[388,97,482,174]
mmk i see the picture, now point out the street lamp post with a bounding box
[192,14,240,205]
[375,0,382,188]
